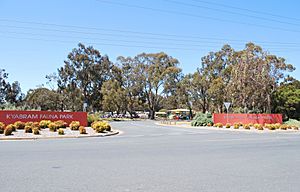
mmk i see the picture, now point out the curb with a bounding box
[0,130,120,141]
[156,122,300,134]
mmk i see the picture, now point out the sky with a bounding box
[1,0,300,92]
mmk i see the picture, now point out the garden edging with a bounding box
[0,130,120,141]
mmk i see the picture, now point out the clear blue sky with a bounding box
[1,0,300,92]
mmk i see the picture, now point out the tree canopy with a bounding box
[2,42,298,120]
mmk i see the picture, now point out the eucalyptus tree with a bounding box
[0,69,9,104]
[134,52,181,119]
[117,56,145,117]
[57,43,113,111]
[228,43,295,112]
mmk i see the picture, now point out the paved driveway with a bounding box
[1,120,300,192]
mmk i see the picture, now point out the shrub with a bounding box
[4,125,14,136]
[58,128,64,135]
[79,126,87,134]
[265,124,276,130]
[243,124,250,130]
[191,113,213,126]
[292,126,299,130]
[233,123,239,129]
[54,120,67,128]
[213,123,223,128]
[256,124,263,130]
[6,124,16,132]
[88,114,101,126]
[24,126,32,133]
[33,127,40,135]
[0,122,5,134]
[48,123,58,132]
[225,123,231,128]
[69,121,80,130]
[248,123,254,128]
[207,123,212,127]
[92,121,111,133]
[284,119,300,128]
[39,120,52,128]
[14,121,25,129]
[274,123,281,129]
[25,122,34,127]
[280,125,288,130]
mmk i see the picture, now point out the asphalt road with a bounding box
[1,120,300,192]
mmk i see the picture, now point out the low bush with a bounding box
[39,120,52,128]
[6,124,16,132]
[191,113,213,126]
[274,123,281,129]
[4,125,14,136]
[248,123,254,128]
[58,128,64,135]
[24,126,32,133]
[233,123,239,129]
[25,122,34,127]
[69,121,80,130]
[88,114,101,126]
[79,126,86,134]
[54,120,67,128]
[292,126,299,130]
[280,125,288,130]
[265,124,276,130]
[284,119,300,128]
[225,123,231,128]
[92,121,111,133]
[243,124,250,130]
[48,123,58,132]
[14,121,25,129]
[213,123,223,128]
[33,127,40,135]
[0,122,5,134]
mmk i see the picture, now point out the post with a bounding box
[224,102,231,124]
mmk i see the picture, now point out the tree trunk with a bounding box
[189,108,193,120]
[149,110,155,120]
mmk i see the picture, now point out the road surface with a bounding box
[1,120,300,192]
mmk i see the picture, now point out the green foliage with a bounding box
[273,79,300,120]
[284,119,300,127]
[25,87,62,111]
[191,113,213,126]
[57,43,113,111]
[69,121,80,130]
[87,114,101,126]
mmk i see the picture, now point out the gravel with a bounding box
[0,127,113,139]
